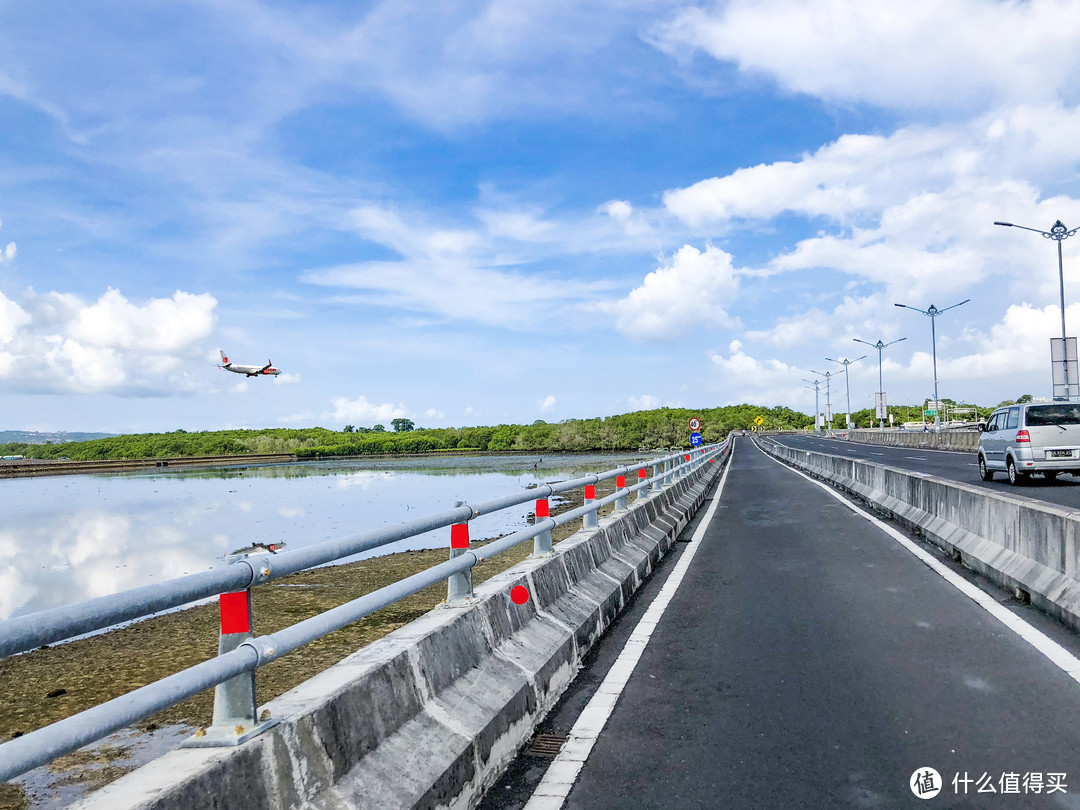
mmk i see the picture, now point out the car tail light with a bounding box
[1016,429,1031,443]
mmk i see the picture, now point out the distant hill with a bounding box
[0,430,117,445]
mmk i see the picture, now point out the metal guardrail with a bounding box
[0,441,728,782]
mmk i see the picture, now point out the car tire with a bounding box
[978,454,993,482]
[1007,457,1027,486]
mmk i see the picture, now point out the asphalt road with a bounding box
[482,438,1080,809]
[773,433,1080,511]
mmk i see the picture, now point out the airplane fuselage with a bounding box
[219,351,281,377]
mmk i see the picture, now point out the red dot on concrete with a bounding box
[510,585,530,605]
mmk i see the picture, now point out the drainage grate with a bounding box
[525,733,567,757]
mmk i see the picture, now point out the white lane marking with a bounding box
[871,452,885,456]
[523,448,735,810]
[904,456,928,461]
[758,446,1080,684]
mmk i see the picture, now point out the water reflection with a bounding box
[0,453,646,620]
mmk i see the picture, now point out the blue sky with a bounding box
[3,0,1080,433]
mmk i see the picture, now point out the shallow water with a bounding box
[0,452,649,620]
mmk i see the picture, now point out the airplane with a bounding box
[218,350,281,377]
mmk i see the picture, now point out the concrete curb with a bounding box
[70,449,729,810]
[844,429,979,452]
[757,438,1080,633]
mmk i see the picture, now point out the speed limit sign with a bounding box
[688,417,701,431]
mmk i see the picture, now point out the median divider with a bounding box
[68,442,731,810]
[756,437,1080,633]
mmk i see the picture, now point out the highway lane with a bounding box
[484,438,1080,809]
[772,433,1080,511]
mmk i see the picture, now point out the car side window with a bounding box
[986,412,1002,431]
[1006,408,1020,430]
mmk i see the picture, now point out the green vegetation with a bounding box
[0,405,812,461]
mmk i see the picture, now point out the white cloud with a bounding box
[424,407,446,420]
[651,0,1080,114]
[0,285,217,394]
[2,243,14,262]
[537,395,556,413]
[273,373,302,385]
[627,394,660,410]
[610,244,740,341]
[329,394,407,424]
[600,200,633,220]
[708,340,805,405]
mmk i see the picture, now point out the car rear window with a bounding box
[1025,405,1080,426]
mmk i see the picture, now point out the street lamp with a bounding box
[825,356,866,430]
[995,219,1080,400]
[894,299,970,430]
[853,336,907,430]
[810,369,837,431]
[803,378,822,432]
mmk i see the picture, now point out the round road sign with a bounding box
[688,417,701,431]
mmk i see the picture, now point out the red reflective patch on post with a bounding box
[451,523,470,549]
[584,485,595,499]
[616,475,625,488]
[710,458,715,464]
[685,454,690,461]
[637,468,647,479]
[536,498,549,518]
[701,448,706,454]
[219,591,250,635]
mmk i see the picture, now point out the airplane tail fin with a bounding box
[219,350,229,364]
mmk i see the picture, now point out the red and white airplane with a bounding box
[218,350,281,377]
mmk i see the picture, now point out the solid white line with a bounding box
[904,456,928,460]
[522,448,735,810]
[758,445,1080,684]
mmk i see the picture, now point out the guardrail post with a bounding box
[533,497,553,555]
[447,502,473,602]
[615,475,627,511]
[650,462,662,493]
[185,576,279,747]
[636,467,648,501]
[583,484,599,529]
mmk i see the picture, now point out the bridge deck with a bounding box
[483,438,1080,808]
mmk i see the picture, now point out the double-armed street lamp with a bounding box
[810,369,837,431]
[995,219,1080,400]
[825,355,866,430]
[853,336,907,430]
[803,377,823,432]
[894,299,970,430]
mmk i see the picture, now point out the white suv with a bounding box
[979,403,1080,484]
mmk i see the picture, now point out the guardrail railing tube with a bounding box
[636,468,648,501]
[615,475,627,511]
[184,588,279,747]
[447,504,474,602]
[582,485,598,529]
[533,498,553,555]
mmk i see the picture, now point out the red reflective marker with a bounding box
[637,468,647,479]
[616,475,625,488]
[219,591,251,635]
[584,484,595,499]
[535,498,549,518]
[510,585,530,605]
[451,523,470,549]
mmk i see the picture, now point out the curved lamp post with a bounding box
[853,337,907,430]
[803,377,822,432]
[894,300,970,430]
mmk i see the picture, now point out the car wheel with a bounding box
[1045,471,1060,481]
[979,454,993,481]
[1007,457,1027,486]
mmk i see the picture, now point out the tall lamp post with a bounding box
[810,369,836,431]
[853,337,907,430]
[825,356,866,430]
[803,378,822,432]
[894,299,970,430]
[995,220,1080,400]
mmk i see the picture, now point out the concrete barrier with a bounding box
[757,438,1080,633]
[70,449,729,810]
[843,429,979,452]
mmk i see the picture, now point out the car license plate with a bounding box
[1051,450,1073,458]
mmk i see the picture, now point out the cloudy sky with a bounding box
[3,0,1080,433]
